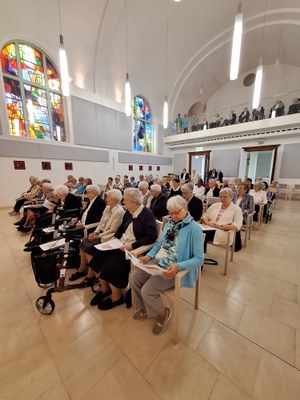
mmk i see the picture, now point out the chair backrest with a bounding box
[279,183,288,189]
[293,184,300,190]
[206,197,220,207]
[156,220,163,237]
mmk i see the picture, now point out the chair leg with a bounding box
[243,228,247,247]
[224,234,230,275]
[172,276,180,344]
[194,274,200,310]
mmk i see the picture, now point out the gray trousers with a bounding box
[130,267,175,318]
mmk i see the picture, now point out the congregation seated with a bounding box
[181,183,203,221]
[238,107,250,123]
[16,183,56,233]
[205,179,220,197]
[54,185,82,215]
[287,98,300,115]
[138,180,153,207]
[201,188,242,252]
[193,178,206,197]
[269,99,285,117]
[69,189,125,281]
[234,182,254,224]
[169,178,182,198]
[223,110,236,126]
[81,188,157,310]
[249,182,268,221]
[75,185,106,232]
[130,195,204,335]
[9,176,41,216]
[149,184,168,221]
[252,106,265,120]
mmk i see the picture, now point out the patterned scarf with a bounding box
[156,213,193,268]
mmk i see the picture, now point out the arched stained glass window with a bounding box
[1,41,65,141]
[132,95,153,153]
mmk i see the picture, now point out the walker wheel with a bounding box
[36,296,55,315]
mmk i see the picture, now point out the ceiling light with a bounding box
[253,60,263,109]
[230,3,243,80]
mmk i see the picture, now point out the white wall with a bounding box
[0,153,172,208]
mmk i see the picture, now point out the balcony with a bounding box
[164,113,300,149]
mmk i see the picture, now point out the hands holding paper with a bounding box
[120,243,133,252]
[163,264,178,279]
[139,255,151,264]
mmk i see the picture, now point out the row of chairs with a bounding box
[278,183,300,200]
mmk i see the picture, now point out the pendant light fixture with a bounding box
[230,2,243,81]
[124,0,131,116]
[275,28,282,67]
[252,0,268,109]
[163,23,169,129]
[58,0,70,97]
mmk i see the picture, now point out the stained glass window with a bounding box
[1,41,65,141]
[132,96,153,153]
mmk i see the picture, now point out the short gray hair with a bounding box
[209,179,216,185]
[124,188,143,205]
[42,183,53,191]
[107,189,122,203]
[150,184,161,193]
[138,181,148,190]
[220,187,234,198]
[54,184,69,197]
[167,195,188,211]
[86,184,100,196]
[181,183,193,193]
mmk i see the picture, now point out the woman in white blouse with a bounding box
[249,182,268,221]
[201,187,242,251]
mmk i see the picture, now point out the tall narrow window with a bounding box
[1,41,66,141]
[132,95,153,153]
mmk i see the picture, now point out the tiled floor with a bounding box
[1,200,300,399]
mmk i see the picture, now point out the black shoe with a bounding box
[18,227,31,233]
[25,240,35,247]
[98,295,125,310]
[90,288,112,306]
[69,270,87,281]
[78,277,96,288]
[14,220,22,226]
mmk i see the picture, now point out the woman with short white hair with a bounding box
[201,187,242,251]
[150,183,168,221]
[130,195,203,335]
[75,184,106,230]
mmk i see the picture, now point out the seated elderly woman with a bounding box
[204,179,220,197]
[181,183,203,221]
[54,184,82,215]
[69,189,125,281]
[9,176,41,216]
[201,188,242,253]
[234,182,254,251]
[130,195,204,335]
[249,182,268,221]
[149,183,168,221]
[75,184,106,231]
[82,188,157,310]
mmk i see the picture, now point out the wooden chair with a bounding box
[240,211,255,247]
[206,230,236,275]
[291,184,300,200]
[130,223,204,344]
[278,183,289,200]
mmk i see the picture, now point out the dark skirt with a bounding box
[89,249,130,289]
[80,237,100,256]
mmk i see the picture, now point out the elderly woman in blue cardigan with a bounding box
[130,195,204,335]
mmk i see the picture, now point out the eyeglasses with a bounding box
[168,208,184,216]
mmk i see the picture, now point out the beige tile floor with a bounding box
[1,199,300,400]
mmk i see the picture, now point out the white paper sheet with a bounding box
[199,223,216,231]
[39,238,66,251]
[125,250,165,276]
[94,238,123,251]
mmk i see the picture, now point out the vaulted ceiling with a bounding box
[2,0,300,121]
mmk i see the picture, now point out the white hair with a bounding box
[107,189,122,203]
[42,183,53,191]
[86,184,100,196]
[150,184,161,193]
[54,184,69,197]
[167,195,187,210]
[181,183,193,193]
[220,187,233,198]
[124,188,143,205]
[138,181,148,190]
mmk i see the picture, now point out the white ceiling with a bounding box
[2,0,300,120]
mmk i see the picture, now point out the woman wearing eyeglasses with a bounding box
[130,195,204,335]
